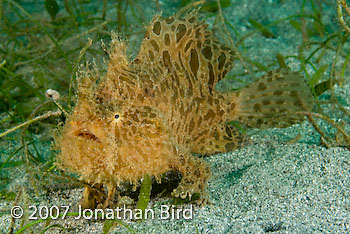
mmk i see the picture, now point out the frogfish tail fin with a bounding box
[234,69,314,129]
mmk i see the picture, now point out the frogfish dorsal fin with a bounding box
[134,10,237,94]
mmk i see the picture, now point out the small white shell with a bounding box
[45,89,60,100]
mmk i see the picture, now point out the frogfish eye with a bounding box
[113,113,122,123]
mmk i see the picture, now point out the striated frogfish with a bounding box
[56,10,313,208]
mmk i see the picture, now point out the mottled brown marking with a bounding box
[279,108,287,113]
[190,49,199,77]
[197,116,202,127]
[179,103,184,115]
[220,45,230,51]
[290,90,298,97]
[173,70,180,86]
[164,33,170,46]
[254,103,261,112]
[197,41,202,49]
[223,135,231,141]
[276,99,285,105]
[165,17,174,24]
[187,77,193,96]
[225,126,232,137]
[179,87,184,97]
[176,24,187,42]
[273,90,283,96]
[195,28,201,38]
[184,40,193,52]
[231,103,235,109]
[204,109,215,120]
[213,130,219,141]
[201,46,212,60]
[218,53,226,70]
[225,142,236,151]
[131,126,137,134]
[153,21,161,35]
[208,63,215,93]
[137,93,144,101]
[188,118,195,132]
[257,118,263,126]
[172,88,178,103]
[257,82,267,91]
[150,39,159,52]
[262,100,271,105]
[294,99,302,106]
[162,50,171,68]
[248,94,256,100]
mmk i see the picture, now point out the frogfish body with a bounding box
[56,10,313,208]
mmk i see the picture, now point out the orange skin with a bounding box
[56,74,210,208]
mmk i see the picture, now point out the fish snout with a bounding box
[69,120,102,143]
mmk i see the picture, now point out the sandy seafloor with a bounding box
[1,0,350,233]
